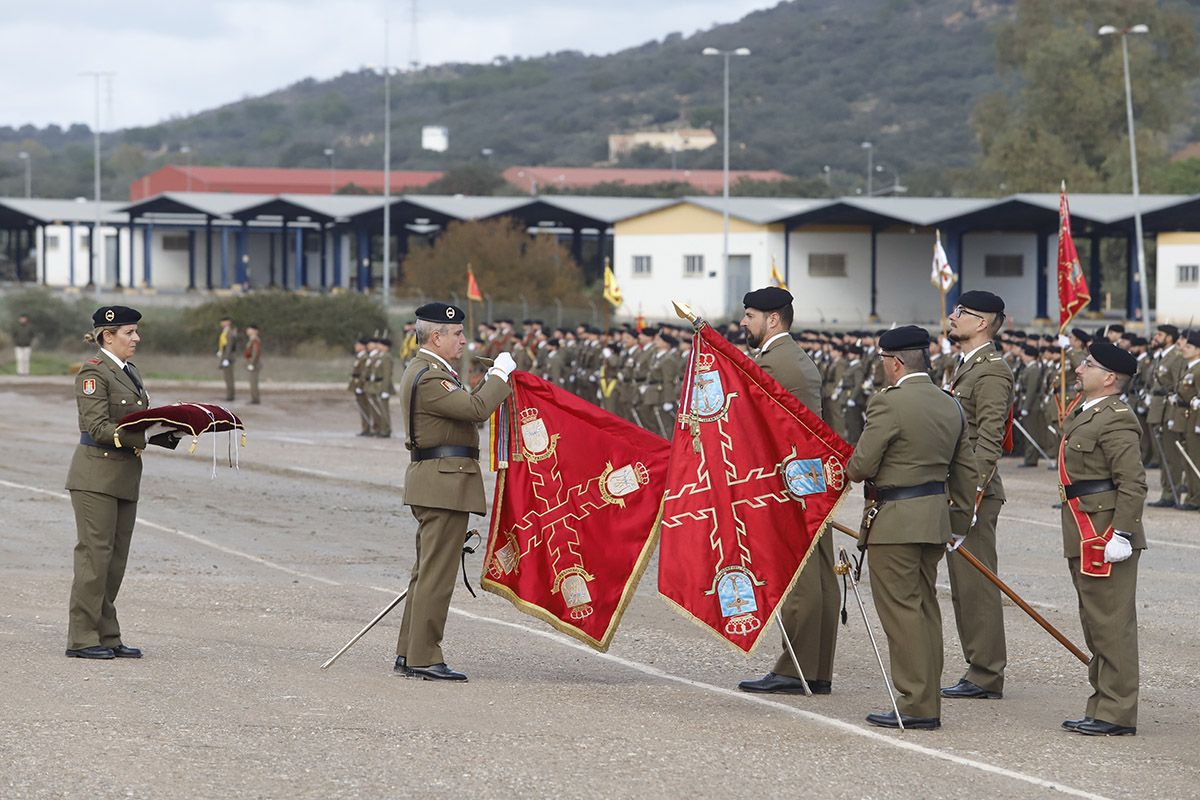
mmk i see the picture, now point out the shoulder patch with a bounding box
[81,378,96,395]
[440,379,457,393]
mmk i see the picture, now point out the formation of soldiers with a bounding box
[367,315,1200,509]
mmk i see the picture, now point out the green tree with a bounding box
[401,219,585,305]
[417,163,505,196]
[970,0,1199,193]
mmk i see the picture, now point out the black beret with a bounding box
[957,290,1005,314]
[1022,345,1039,357]
[92,305,141,327]
[1157,324,1180,338]
[357,337,370,345]
[879,325,930,352]
[742,286,793,311]
[1070,328,1091,344]
[1089,341,1136,375]
[1186,330,1200,348]
[415,302,465,323]
[845,344,864,356]
[379,337,392,347]
[1106,324,1125,334]
[660,333,678,347]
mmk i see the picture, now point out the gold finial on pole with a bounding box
[672,300,698,324]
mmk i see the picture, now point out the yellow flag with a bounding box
[770,258,789,291]
[603,259,623,309]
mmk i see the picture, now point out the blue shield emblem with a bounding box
[692,370,725,418]
[783,458,827,497]
[717,569,758,618]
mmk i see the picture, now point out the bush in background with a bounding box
[0,288,94,349]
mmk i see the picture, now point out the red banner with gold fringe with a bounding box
[657,323,853,653]
[482,371,670,652]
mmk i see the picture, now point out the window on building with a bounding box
[807,253,846,277]
[44,235,60,251]
[984,254,1024,277]
[163,234,189,252]
[1178,264,1199,287]
[632,255,652,276]
[683,254,704,277]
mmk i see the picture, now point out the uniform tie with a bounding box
[122,365,142,393]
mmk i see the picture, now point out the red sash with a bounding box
[1057,397,1111,578]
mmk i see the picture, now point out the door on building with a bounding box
[725,254,752,321]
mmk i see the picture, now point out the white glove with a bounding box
[1057,334,1071,348]
[947,534,966,552]
[662,403,674,412]
[380,392,390,400]
[1169,393,1179,406]
[1192,397,1200,410]
[221,359,230,368]
[355,388,364,395]
[247,365,255,371]
[492,352,516,375]
[602,347,613,358]
[638,385,648,395]
[847,399,856,408]
[1020,409,1029,417]
[940,338,952,355]
[1104,534,1133,563]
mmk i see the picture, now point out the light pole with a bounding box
[81,70,114,290]
[180,144,192,191]
[822,164,831,188]
[873,163,905,196]
[17,151,30,198]
[324,147,336,193]
[702,46,750,279]
[1099,23,1151,333]
[861,141,874,196]
[381,19,393,308]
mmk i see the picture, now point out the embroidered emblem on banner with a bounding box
[782,456,826,499]
[519,407,559,462]
[82,378,96,395]
[691,352,735,420]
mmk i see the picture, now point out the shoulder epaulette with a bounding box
[87,358,100,364]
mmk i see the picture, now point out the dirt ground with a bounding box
[2,374,1197,800]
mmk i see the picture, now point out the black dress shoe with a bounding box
[408,662,467,682]
[65,646,115,659]
[110,644,142,658]
[737,672,810,695]
[866,711,940,730]
[807,679,833,695]
[1148,498,1176,507]
[1061,716,1093,731]
[1074,719,1136,736]
[940,678,1002,699]
[393,655,412,677]
[1176,503,1200,511]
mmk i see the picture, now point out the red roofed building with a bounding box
[129,165,445,200]
[502,166,791,194]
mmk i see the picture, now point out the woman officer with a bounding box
[65,306,178,659]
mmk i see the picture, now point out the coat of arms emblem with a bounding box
[690,351,734,421]
[519,407,559,462]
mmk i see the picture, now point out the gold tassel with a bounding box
[189,437,199,455]
[240,432,247,448]
[113,431,122,449]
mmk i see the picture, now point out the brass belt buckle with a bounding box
[863,504,880,531]
[1058,485,1067,503]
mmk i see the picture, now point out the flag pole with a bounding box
[936,230,948,340]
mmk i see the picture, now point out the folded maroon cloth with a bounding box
[117,402,244,437]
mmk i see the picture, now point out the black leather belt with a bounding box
[864,480,945,502]
[1152,390,1167,396]
[79,432,117,451]
[1062,479,1116,500]
[633,378,647,383]
[410,445,480,462]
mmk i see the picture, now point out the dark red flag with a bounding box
[658,323,853,653]
[482,371,670,652]
[1057,183,1090,332]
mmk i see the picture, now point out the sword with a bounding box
[775,617,813,697]
[1150,428,1183,506]
[830,521,1089,665]
[320,589,408,670]
[833,547,903,730]
[1012,417,1052,462]
[1175,439,1200,484]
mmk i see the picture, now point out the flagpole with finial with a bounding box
[936,229,948,341]
[1058,181,1068,425]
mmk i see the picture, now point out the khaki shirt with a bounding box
[65,354,152,501]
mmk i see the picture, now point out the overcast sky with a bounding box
[4,0,771,130]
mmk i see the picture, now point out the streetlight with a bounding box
[81,70,114,290]
[861,141,874,196]
[180,144,192,191]
[822,164,831,188]
[1099,23,1151,333]
[17,151,30,198]
[702,45,751,279]
[324,147,335,193]
[873,163,906,196]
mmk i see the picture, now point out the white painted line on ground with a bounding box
[1003,514,1200,551]
[289,466,337,478]
[0,478,340,588]
[268,436,318,445]
[0,477,1119,798]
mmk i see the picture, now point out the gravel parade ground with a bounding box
[2,375,1197,799]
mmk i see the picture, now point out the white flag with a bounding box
[931,234,957,292]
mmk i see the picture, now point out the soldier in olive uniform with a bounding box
[12,313,34,375]
[243,324,262,405]
[1058,342,1146,735]
[847,326,979,729]
[1148,325,1186,506]
[393,303,514,681]
[1017,345,1045,466]
[942,290,1012,701]
[217,316,238,402]
[736,288,840,697]
[1175,331,1200,509]
[349,339,373,436]
[65,306,181,659]
[374,338,395,437]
